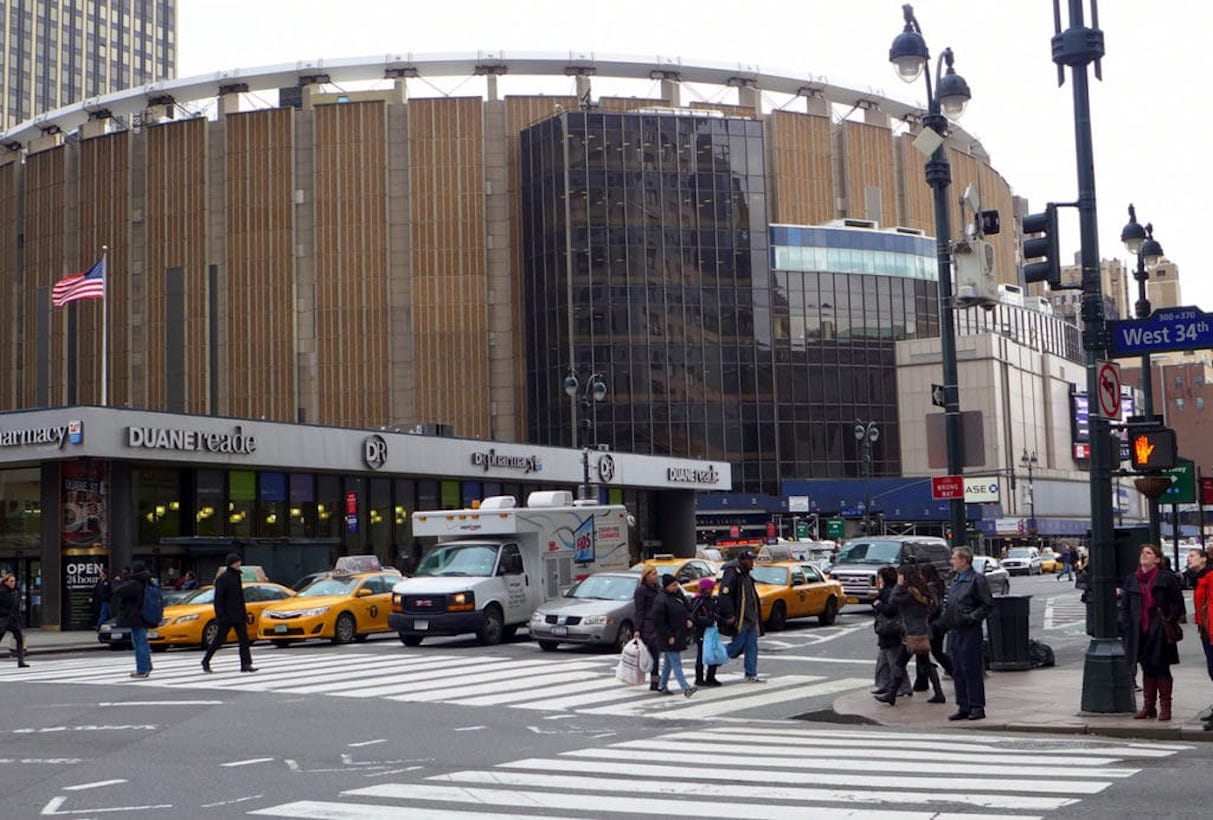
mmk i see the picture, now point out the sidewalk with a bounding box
[832,654,1213,742]
[4,627,106,658]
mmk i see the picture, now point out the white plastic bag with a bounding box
[615,637,647,686]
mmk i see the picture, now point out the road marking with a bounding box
[96,700,222,706]
[13,724,156,734]
[251,801,570,819]
[40,795,174,815]
[347,739,388,747]
[221,757,276,767]
[63,779,126,791]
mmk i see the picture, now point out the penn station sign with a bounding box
[127,424,257,455]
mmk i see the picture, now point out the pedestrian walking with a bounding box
[942,547,994,721]
[113,562,154,679]
[201,553,257,673]
[876,563,946,705]
[871,565,911,698]
[914,562,953,690]
[717,550,765,682]
[648,573,697,697]
[89,567,112,629]
[691,577,721,687]
[1188,548,1213,730]
[633,565,662,691]
[1121,543,1184,721]
[0,572,30,667]
[1058,547,1075,582]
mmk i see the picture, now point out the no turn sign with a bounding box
[1096,361,1121,420]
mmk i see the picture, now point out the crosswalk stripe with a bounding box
[248,800,573,820]
[578,675,861,719]
[561,747,1139,779]
[330,658,605,699]
[429,769,1079,812]
[496,757,1113,796]
[384,665,610,703]
[344,783,1026,820]
[449,675,624,707]
[240,656,495,693]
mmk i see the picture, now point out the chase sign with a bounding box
[964,478,1000,503]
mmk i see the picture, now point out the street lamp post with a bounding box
[1020,449,1038,542]
[1120,205,1164,548]
[563,369,607,500]
[855,421,880,535]
[890,4,969,550]
[1049,0,1134,713]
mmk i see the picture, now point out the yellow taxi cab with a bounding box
[1038,550,1061,573]
[256,556,402,646]
[749,559,846,630]
[150,579,296,651]
[628,554,720,595]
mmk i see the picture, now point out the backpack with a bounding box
[140,581,164,627]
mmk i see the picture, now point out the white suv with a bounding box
[1002,547,1042,576]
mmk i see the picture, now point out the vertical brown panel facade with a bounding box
[225,108,296,422]
[409,97,488,439]
[77,132,131,405]
[313,101,390,427]
[842,121,896,226]
[896,133,933,233]
[0,162,17,405]
[767,110,833,226]
[22,148,66,407]
[145,118,208,413]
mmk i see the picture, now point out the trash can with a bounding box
[986,595,1032,671]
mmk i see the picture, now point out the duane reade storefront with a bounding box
[0,407,730,631]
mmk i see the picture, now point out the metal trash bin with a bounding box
[986,595,1032,671]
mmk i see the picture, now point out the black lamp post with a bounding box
[1047,0,1133,713]
[890,4,970,550]
[855,421,880,535]
[1020,449,1038,540]
[563,369,607,500]
[1121,205,1164,548]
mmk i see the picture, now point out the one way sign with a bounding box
[931,384,946,408]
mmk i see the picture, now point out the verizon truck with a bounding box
[388,491,632,646]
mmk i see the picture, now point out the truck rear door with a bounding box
[498,543,530,624]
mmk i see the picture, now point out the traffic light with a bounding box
[1129,428,1178,471]
[1022,203,1061,287]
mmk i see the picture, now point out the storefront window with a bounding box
[368,477,391,564]
[195,469,224,537]
[0,468,41,553]
[228,470,254,538]
[316,474,341,539]
[259,472,287,538]
[136,466,180,545]
[289,473,315,537]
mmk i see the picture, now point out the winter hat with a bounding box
[698,577,716,593]
[738,550,755,562]
[225,552,242,567]
[660,573,678,587]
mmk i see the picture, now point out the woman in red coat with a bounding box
[1186,548,1213,730]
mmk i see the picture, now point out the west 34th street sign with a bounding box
[1108,306,1213,357]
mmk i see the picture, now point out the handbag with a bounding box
[904,633,931,655]
[1162,616,1183,645]
[702,625,729,666]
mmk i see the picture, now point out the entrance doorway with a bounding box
[0,556,43,628]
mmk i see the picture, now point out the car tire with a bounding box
[272,639,292,648]
[613,621,635,654]
[332,612,357,644]
[107,644,125,651]
[354,633,369,642]
[151,645,168,653]
[399,634,423,647]
[476,605,504,646]
[767,601,787,632]
[818,597,838,626]
[537,640,561,652]
[201,620,219,650]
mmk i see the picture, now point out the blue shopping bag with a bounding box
[702,625,729,666]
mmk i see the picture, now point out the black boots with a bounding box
[926,663,946,703]
[649,674,661,692]
[704,665,721,686]
[695,665,704,686]
[15,642,28,668]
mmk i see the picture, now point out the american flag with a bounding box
[51,257,106,308]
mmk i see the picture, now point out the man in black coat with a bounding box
[201,553,256,674]
[113,563,153,679]
[942,547,994,721]
[717,551,765,682]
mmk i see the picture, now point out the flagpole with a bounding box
[101,245,108,407]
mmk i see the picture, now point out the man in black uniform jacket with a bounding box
[201,553,257,674]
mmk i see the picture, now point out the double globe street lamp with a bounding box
[890,3,971,549]
[563,370,607,500]
[1020,449,1038,540]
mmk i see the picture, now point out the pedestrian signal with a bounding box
[1129,428,1177,471]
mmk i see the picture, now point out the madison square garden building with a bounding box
[0,55,1023,626]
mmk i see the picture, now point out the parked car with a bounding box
[828,536,953,605]
[628,555,719,594]
[1002,547,1042,576]
[528,571,638,652]
[972,556,1011,595]
[749,560,845,629]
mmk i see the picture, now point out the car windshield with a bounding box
[836,541,902,565]
[1007,548,1034,559]
[415,544,499,577]
[298,576,360,597]
[567,575,636,601]
[164,589,203,605]
[185,588,215,604]
[750,566,788,586]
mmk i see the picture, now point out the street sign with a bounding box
[1096,362,1121,420]
[1108,305,1213,357]
[931,475,965,500]
[964,478,1000,503]
[1159,459,1195,505]
[931,383,946,408]
[825,518,845,538]
[787,495,809,512]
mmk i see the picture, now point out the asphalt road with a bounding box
[0,574,1207,818]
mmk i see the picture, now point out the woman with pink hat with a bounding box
[692,577,722,686]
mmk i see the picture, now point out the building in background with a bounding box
[0,0,176,130]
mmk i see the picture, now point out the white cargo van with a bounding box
[388,491,631,646]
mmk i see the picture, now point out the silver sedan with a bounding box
[973,556,1011,595]
[528,572,639,653]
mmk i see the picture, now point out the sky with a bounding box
[177,0,1213,312]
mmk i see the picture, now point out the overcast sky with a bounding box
[178,0,1212,313]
